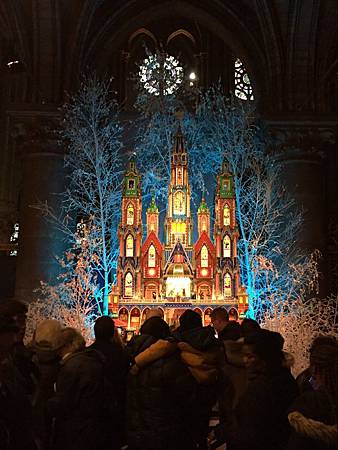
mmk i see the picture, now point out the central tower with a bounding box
[164,124,193,250]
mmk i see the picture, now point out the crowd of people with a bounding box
[0,300,337,450]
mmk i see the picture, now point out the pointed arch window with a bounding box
[125,272,133,297]
[223,273,232,297]
[201,217,207,232]
[223,235,231,258]
[127,204,134,225]
[126,234,134,257]
[201,245,208,268]
[223,204,230,226]
[234,58,254,101]
[148,244,156,267]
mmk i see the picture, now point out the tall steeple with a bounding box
[164,117,192,249]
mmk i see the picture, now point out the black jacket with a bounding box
[48,348,105,450]
[215,366,299,450]
[126,334,196,450]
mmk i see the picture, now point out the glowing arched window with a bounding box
[174,191,185,215]
[201,217,207,232]
[126,234,134,257]
[201,245,208,267]
[223,236,231,258]
[127,204,134,225]
[148,244,156,267]
[234,58,254,101]
[223,204,230,226]
[125,272,133,297]
[223,273,232,297]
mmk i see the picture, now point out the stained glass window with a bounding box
[125,273,133,297]
[223,273,232,297]
[148,244,156,267]
[223,235,231,258]
[127,204,134,225]
[223,204,230,226]
[234,58,254,101]
[201,245,208,268]
[139,53,183,96]
[126,234,134,257]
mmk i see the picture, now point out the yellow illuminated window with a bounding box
[125,272,133,297]
[201,245,208,267]
[223,273,232,297]
[126,234,134,257]
[174,191,185,215]
[148,244,156,267]
[127,204,134,225]
[223,204,230,226]
[223,235,231,258]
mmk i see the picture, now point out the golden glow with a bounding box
[201,268,208,277]
[124,272,133,297]
[148,268,155,277]
[166,277,190,297]
[127,204,134,225]
[148,244,156,267]
[223,273,232,297]
[223,204,230,226]
[174,191,185,215]
[172,222,186,233]
[223,235,231,258]
[201,245,208,267]
[126,234,134,257]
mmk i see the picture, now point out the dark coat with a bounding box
[89,339,130,449]
[215,366,299,450]
[48,348,105,450]
[173,326,221,449]
[287,390,338,450]
[126,334,196,450]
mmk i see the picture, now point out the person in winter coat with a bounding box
[210,307,241,342]
[47,327,105,450]
[89,316,130,450]
[126,316,196,450]
[0,315,37,450]
[287,335,338,450]
[173,309,222,450]
[31,319,63,450]
[212,329,298,450]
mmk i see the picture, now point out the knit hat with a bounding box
[310,336,338,369]
[244,329,284,365]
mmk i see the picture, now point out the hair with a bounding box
[210,307,229,322]
[244,329,285,369]
[94,316,115,340]
[34,320,63,349]
[0,300,28,318]
[309,335,338,410]
[240,318,261,338]
[56,327,85,353]
[179,309,202,331]
[140,317,170,340]
[146,308,164,320]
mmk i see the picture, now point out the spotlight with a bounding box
[189,71,196,80]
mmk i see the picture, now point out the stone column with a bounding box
[270,122,335,296]
[15,118,66,303]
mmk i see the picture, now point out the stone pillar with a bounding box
[15,119,65,302]
[270,122,335,296]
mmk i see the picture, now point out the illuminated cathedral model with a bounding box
[111,127,248,329]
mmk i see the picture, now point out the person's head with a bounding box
[0,300,28,342]
[242,329,284,374]
[309,335,338,400]
[210,307,229,333]
[240,318,261,339]
[34,319,63,350]
[94,316,115,341]
[140,317,170,340]
[55,327,85,358]
[0,315,18,361]
[179,309,202,332]
[146,308,164,320]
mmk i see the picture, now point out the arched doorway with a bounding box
[229,307,238,321]
[141,307,150,324]
[204,307,213,326]
[194,308,202,316]
[118,307,129,328]
[130,307,141,330]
